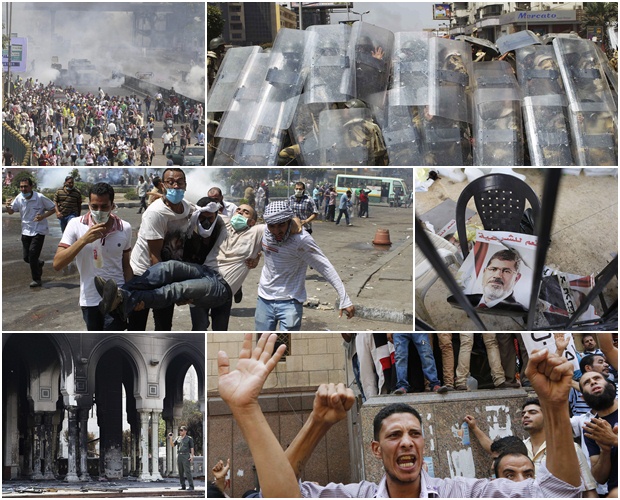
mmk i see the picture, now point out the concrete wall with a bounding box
[361,388,529,482]
[207,333,347,392]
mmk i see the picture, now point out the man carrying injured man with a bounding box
[96,201,262,322]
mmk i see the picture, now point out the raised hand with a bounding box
[212,458,231,480]
[525,348,574,407]
[313,383,355,425]
[584,418,618,450]
[553,333,570,354]
[218,333,286,409]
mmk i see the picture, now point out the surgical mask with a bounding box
[165,188,185,205]
[66,186,74,191]
[230,214,249,232]
[294,189,303,197]
[91,209,110,225]
[23,191,33,199]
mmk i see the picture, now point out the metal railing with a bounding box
[415,168,618,331]
[2,123,33,166]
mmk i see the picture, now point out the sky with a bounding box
[326,2,448,32]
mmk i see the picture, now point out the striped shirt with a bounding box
[298,465,581,497]
[53,187,82,216]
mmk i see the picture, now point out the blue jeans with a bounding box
[81,306,126,331]
[122,261,231,314]
[59,214,77,233]
[336,208,350,225]
[255,296,303,331]
[394,333,440,391]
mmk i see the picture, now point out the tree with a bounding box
[182,399,204,455]
[2,23,9,50]
[207,4,225,42]
[581,3,618,51]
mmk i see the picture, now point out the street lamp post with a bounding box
[351,10,370,23]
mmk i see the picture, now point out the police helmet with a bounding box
[209,37,226,51]
[344,98,367,109]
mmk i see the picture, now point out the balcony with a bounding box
[480,4,503,18]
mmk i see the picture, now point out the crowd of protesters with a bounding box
[2,77,204,166]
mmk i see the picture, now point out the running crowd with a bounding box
[2,77,204,166]
[214,332,618,498]
[6,168,355,331]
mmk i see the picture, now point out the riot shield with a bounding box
[289,97,328,166]
[389,32,430,107]
[594,44,618,99]
[554,37,618,166]
[215,53,271,141]
[342,22,394,104]
[235,127,287,166]
[496,30,541,55]
[516,45,573,166]
[305,24,351,104]
[254,28,315,131]
[374,98,425,166]
[428,37,472,123]
[472,61,523,166]
[319,108,377,166]
[207,46,262,112]
[211,138,238,166]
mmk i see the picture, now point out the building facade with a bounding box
[450,2,584,41]
[214,2,298,47]
[2,333,205,482]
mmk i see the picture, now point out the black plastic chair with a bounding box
[448,173,542,319]
[455,173,541,258]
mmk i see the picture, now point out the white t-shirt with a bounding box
[59,214,132,307]
[205,218,264,295]
[10,191,56,236]
[130,198,193,276]
[259,230,353,308]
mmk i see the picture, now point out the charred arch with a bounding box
[2,333,69,480]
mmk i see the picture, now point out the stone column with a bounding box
[150,411,163,480]
[131,430,139,476]
[137,410,152,481]
[78,409,90,481]
[165,420,173,476]
[171,418,181,477]
[42,413,55,480]
[31,414,44,480]
[65,408,79,482]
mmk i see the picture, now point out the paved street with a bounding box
[2,197,413,332]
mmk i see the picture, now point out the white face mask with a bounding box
[294,189,304,197]
[91,209,111,225]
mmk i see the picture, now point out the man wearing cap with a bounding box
[168,426,195,491]
[257,200,355,330]
[54,176,83,233]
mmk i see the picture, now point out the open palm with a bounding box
[218,333,285,408]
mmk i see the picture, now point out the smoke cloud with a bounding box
[6,2,204,100]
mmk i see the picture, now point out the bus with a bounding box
[334,174,409,205]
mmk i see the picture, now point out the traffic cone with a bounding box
[372,228,392,246]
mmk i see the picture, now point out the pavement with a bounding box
[2,198,414,332]
[1,478,204,498]
[416,168,618,331]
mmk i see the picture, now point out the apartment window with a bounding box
[231,23,242,30]
[258,333,291,360]
[232,33,242,39]
[231,15,241,21]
